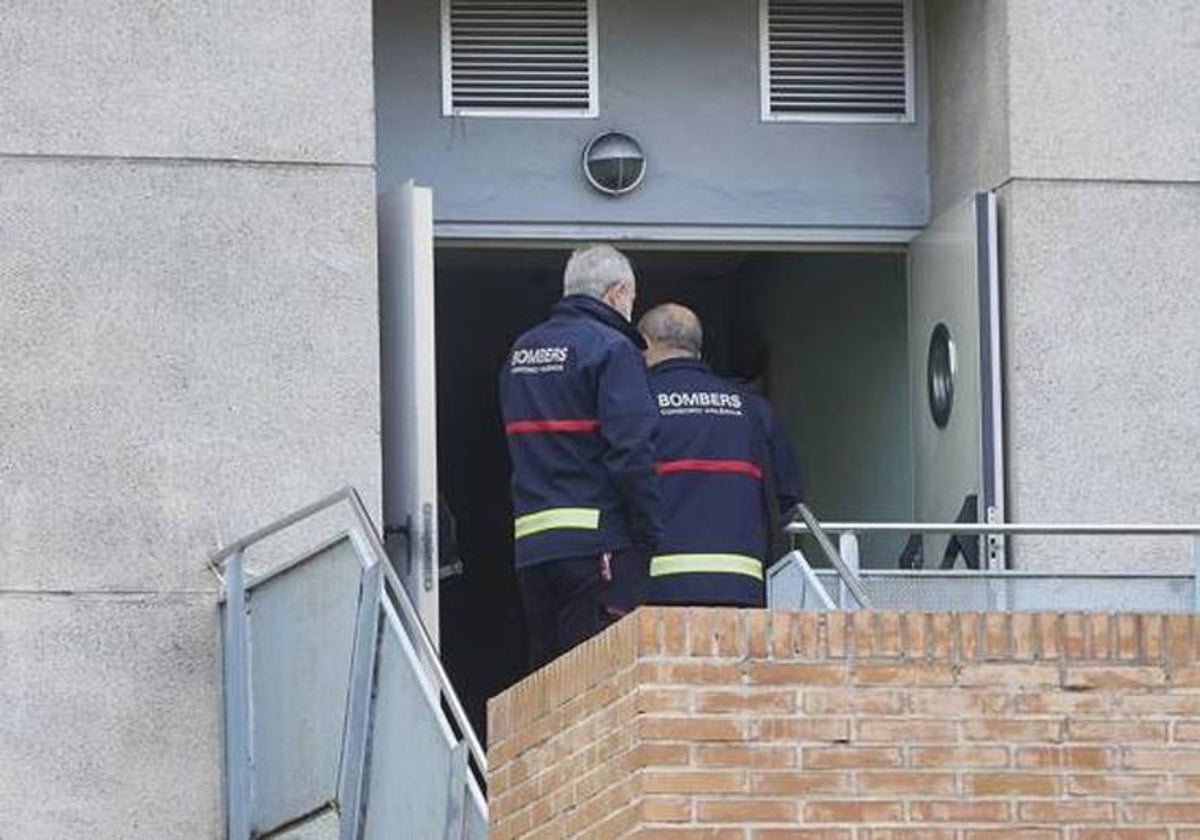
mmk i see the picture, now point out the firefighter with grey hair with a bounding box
[499,244,662,668]
[638,303,802,607]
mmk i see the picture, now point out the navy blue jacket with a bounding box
[499,295,662,568]
[645,358,802,607]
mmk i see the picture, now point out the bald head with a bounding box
[638,303,703,367]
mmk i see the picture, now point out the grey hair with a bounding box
[563,244,634,299]
[638,303,703,357]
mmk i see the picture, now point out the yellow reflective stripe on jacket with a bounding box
[514,507,601,540]
[649,553,763,580]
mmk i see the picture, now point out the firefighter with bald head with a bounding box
[638,303,802,607]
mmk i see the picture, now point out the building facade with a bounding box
[1,2,1197,837]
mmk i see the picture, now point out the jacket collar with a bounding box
[553,294,647,350]
[648,356,710,374]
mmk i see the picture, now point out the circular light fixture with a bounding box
[927,322,956,429]
[582,132,646,196]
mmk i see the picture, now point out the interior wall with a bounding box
[375,0,930,231]
[755,253,913,567]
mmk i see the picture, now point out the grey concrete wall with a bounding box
[0,1,374,163]
[375,0,930,231]
[925,0,1010,215]
[0,2,378,838]
[1007,1,1200,182]
[925,1,1200,573]
[1000,180,1200,571]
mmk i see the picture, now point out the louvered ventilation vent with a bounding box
[443,0,596,117]
[763,0,912,121]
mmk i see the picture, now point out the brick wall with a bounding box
[488,608,1200,840]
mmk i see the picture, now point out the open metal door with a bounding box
[380,182,440,644]
[908,192,1005,570]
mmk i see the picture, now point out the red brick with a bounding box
[964,717,1062,743]
[695,688,794,714]
[694,744,795,769]
[634,830,742,840]
[803,800,904,822]
[1122,748,1200,771]
[696,798,798,823]
[1089,613,1113,659]
[1070,831,1169,840]
[1067,719,1168,742]
[959,613,982,661]
[862,831,955,840]
[909,745,1010,768]
[875,612,904,657]
[1065,613,1088,659]
[857,717,958,742]
[804,746,903,769]
[638,716,745,742]
[958,662,1059,687]
[755,717,851,743]
[929,613,954,658]
[1063,666,1167,689]
[1016,746,1115,771]
[1116,614,1140,660]
[639,796,690,823]
[748,662,844,685]
[1013,613,1037,660]
[906,612,930,659]
[964,832,1059,840]
[746,609,769,659]
[909,800,1011,822]
[642,770,745,794]
[751,830,851,840]
[1067,774,1170,797]
[802,687,905,715]
[1019,800,1115,822]
[851,663,956,686]
[1122,801,1200,822]
[1037,612,1062,660]
[792,610,821,658]
[965,773,1061,796]
[859,770,957,794]
[984,613,1010,658]
[750,771,853,795]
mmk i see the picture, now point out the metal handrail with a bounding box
[210,486,487,776]
[786,521,1200,536]
[793,503,872,608]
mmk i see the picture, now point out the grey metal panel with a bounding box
[463,781,490,840]
[376,0,930,229]
[247,537,364,836]
[771,569,1196,613]
[267,808,341,840]
[222,552,252,840]
[362,603,461,840]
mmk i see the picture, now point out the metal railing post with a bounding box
[222,551,252,840]
[838,532,861,611]
[1192,535,1200,613]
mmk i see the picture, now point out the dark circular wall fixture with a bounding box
[582,132,646,196]
[927,322,956,428]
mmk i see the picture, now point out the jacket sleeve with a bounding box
[753,395,803,516]
[596,340,663,553]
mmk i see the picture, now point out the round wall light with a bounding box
[927,322,956,428]
[582,132,646,196]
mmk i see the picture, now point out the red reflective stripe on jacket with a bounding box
[505,418,601,435]
[655,458,763,480]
